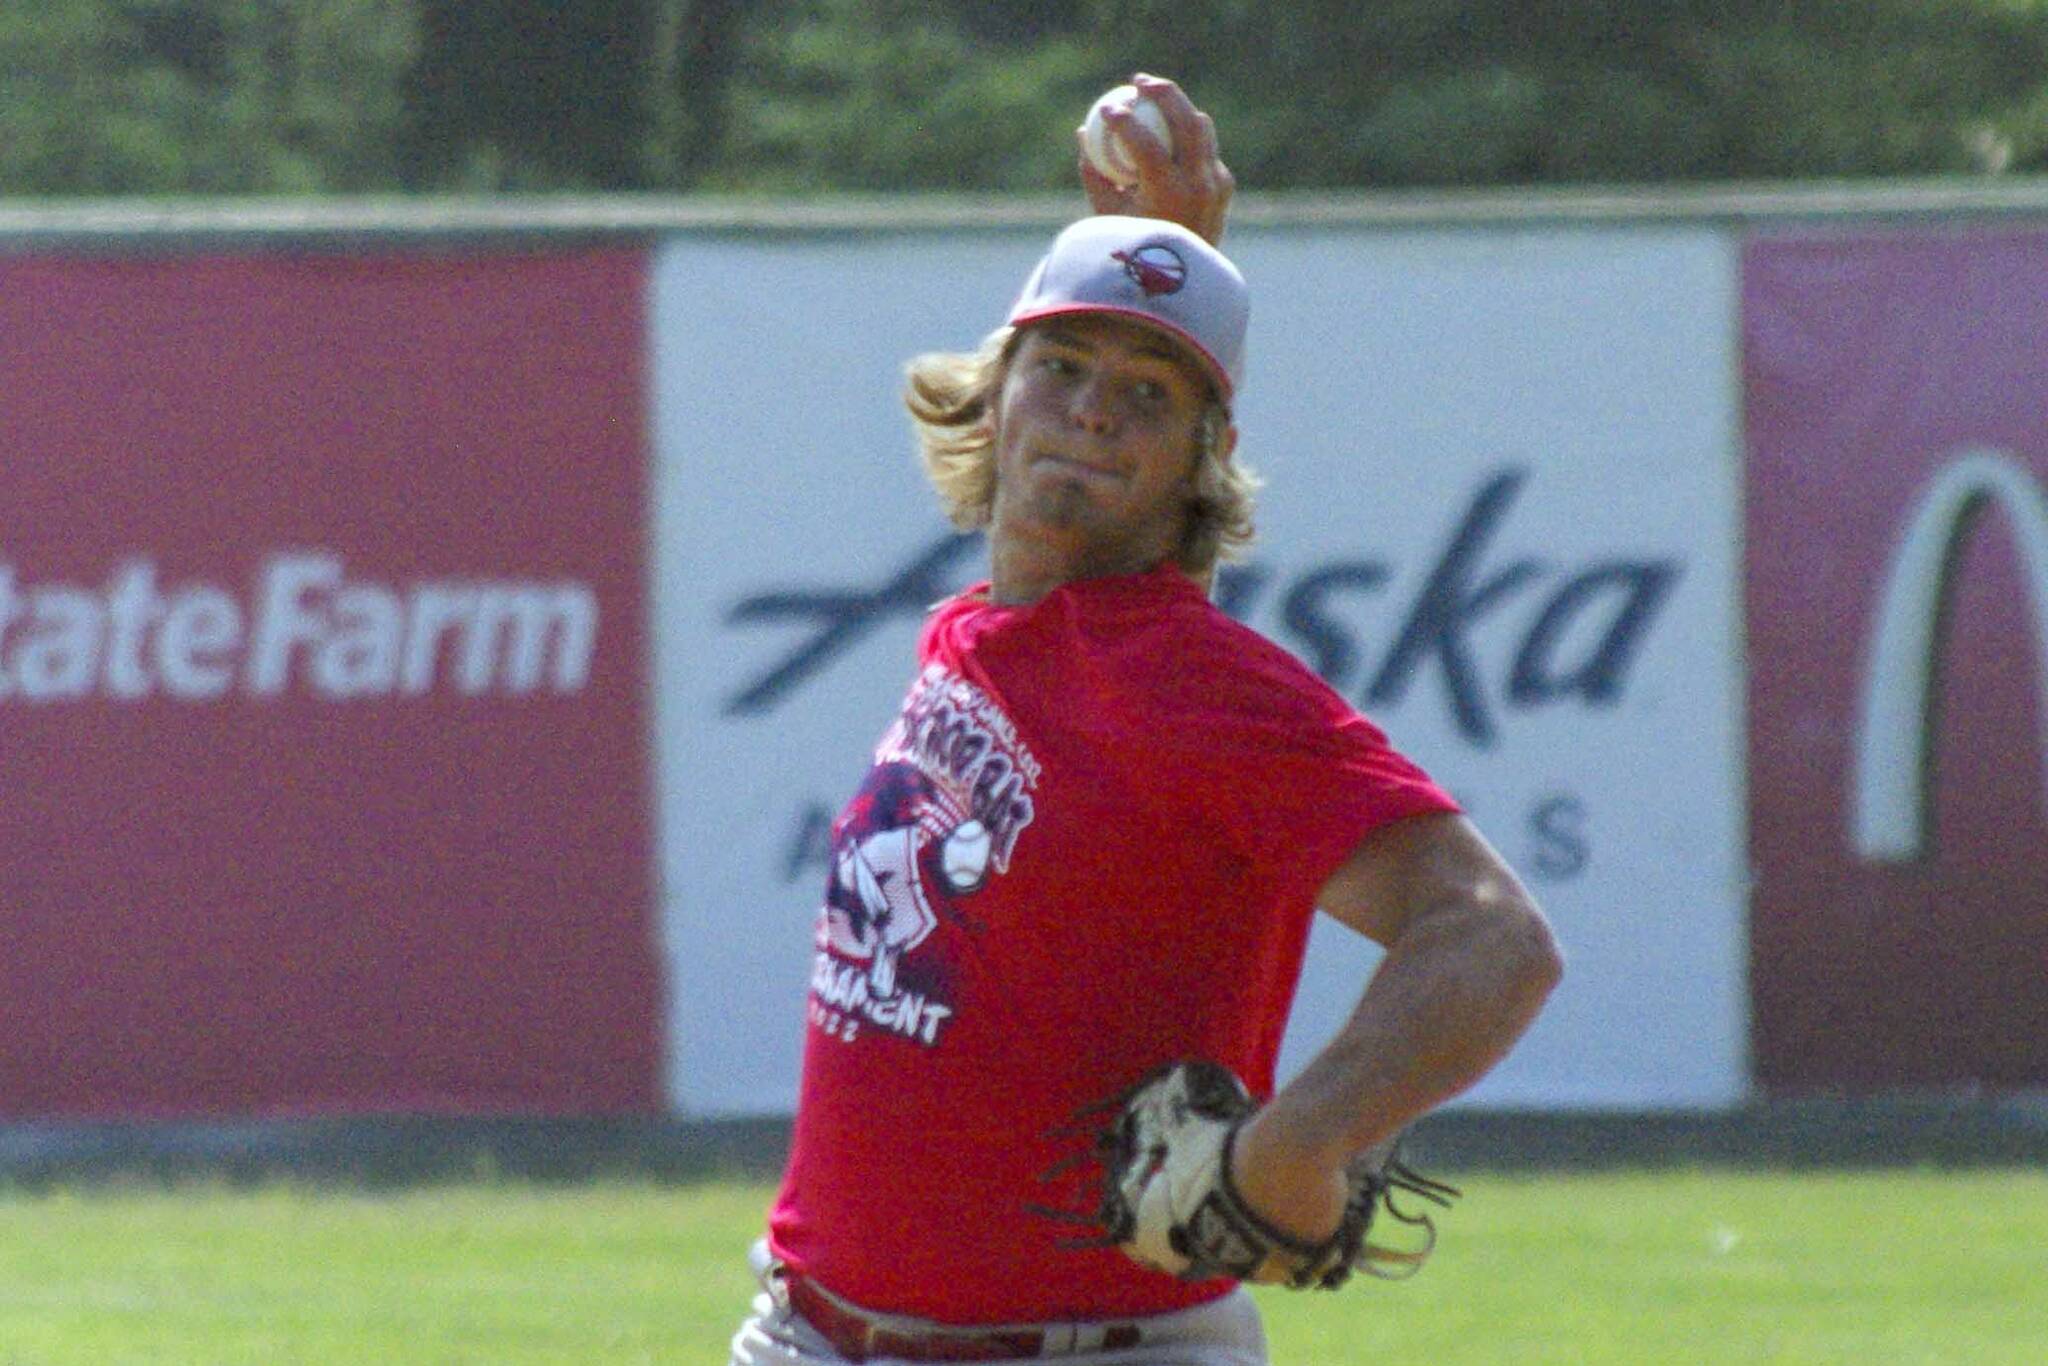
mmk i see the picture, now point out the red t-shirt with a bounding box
[768,563,1457,1325]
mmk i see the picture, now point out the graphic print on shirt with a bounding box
[810,664,1040,1048]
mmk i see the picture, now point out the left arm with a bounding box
[1227,811,1564,1242]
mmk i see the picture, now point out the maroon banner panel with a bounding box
[1745,231,2048,1093]
[0,249,660,1119]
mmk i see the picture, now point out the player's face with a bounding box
[987,316,1219,583]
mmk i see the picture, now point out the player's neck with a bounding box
[988,533,1167,605]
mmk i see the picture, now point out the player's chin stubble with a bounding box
[994,467,1104,547]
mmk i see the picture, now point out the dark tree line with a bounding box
[6,0,2048,195]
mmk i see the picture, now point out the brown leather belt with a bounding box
[784,1275,1144,1362]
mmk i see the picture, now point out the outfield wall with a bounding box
[2,187,2042,1123]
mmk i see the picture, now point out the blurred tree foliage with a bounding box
[0,0,418,193]
[1079,0,2048,186]
[695,0,1105,191]
[6,0,2048,195]
[401,0,649,189]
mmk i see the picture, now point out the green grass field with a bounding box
[0,1170,2041,1364]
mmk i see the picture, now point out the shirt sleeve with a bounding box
[1154,620,1460,912]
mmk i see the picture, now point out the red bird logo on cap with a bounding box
[1113,245,1188,297]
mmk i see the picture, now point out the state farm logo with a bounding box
[1853,450,2048,861]
[0,553,598,702]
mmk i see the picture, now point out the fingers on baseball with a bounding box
[1128,74,1213,158]
[1121,76,1231,203]
[1074,139,1137,210]
[1101,106,1172,176]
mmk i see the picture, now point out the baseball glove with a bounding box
[1031,1059,1459,1290]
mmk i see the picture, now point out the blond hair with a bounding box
[903,326,1258,575]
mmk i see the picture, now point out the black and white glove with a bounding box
[1036,1059,1459,1290]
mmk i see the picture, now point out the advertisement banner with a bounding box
[652,225,1746,1115]
[1745,231,2048,1092]
[0,251,660,1118]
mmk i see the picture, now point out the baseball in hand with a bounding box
[1082,84,1173,189]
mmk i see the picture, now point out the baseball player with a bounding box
[729,75,1562,1365]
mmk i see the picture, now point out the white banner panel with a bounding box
[651,224,1745,1116]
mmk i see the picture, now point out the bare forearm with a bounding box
[1273,895,1558,1161]
[1231,890,1560,1237]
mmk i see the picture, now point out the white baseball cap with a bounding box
[1005,215,1248,402]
